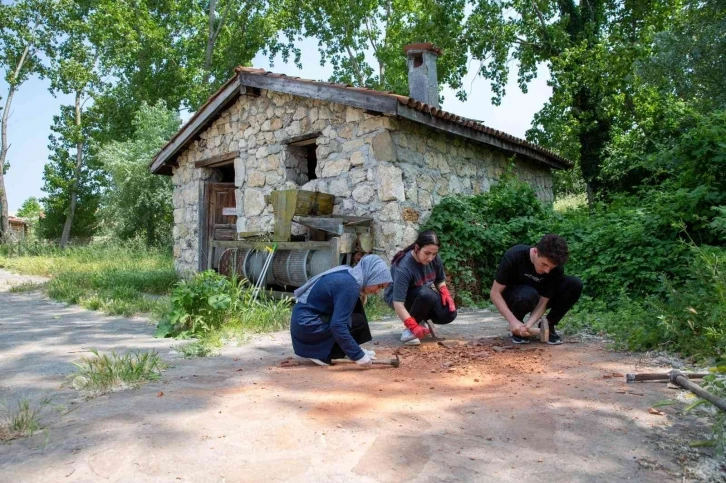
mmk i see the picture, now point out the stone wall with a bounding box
[170,89,554,274]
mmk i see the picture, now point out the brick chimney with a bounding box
[403,43,442,108]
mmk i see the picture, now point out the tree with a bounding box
[274,0,468,96]
[16,196,42,233]
[0,0,58,239]
[639,0,726,111]
[464,0,677,202]
[100,101,180,247]
[47,0,106,248]
[83,0,290,143]
[38,106,106,241]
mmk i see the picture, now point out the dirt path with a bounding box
[0,270,720,482]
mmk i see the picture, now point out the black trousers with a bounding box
[328,298,372,360]
[501,276,583,326]
[405,285,457,325]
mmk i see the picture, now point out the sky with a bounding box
[1,38,552,214]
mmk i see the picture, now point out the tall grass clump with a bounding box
[69,349,167,394]
[0,239,177,316]
[155,271,292,354]
[0,397,53,441]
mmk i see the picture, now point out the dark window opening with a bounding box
[216,164,235,183]
[306,144,317,181]
[285,134,319,186]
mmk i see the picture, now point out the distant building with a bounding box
[8,216,28,241]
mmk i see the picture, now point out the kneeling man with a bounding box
[490,234,582,345]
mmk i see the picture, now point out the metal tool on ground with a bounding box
[252,243,276,302]
[626,370,726,413]
[424,320,445,341]
[331,355,401,368]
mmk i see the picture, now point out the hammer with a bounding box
[331,355,400,368]
[521,320,549,343]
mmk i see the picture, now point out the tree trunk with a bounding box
[574,87,611,206]
[0,27,35,241]
[203,0,218,85]
[0,87,13,238]
[59,91,84,249]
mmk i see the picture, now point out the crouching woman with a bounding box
[384,230,458,345]
[290,255,392,366]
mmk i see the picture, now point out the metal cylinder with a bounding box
[244,249,275,286]
[220,247,337,289]
[272,250,310,287]
[218,248,249,278]
[309,249,333,278]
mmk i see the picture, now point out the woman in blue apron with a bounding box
[290,255,392,366]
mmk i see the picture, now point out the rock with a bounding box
[352,184,375,204]
[243,189,266,216]
[350,151,365,166]
[376,165,405,202]
[321,158,351,178]
[247,171,266,187]
[371,131,396,162]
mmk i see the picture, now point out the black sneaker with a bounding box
[512,334,530,344]
[547,324,563,345]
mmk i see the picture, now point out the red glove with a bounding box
[439,286,456,312]
[404,316,430,339]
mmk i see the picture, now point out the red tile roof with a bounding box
[151,67,572,173]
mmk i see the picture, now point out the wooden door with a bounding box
[200,182,237,270]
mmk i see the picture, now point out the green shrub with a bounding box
[155,271,292,341]
[423,171,549,303]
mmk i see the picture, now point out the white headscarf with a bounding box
[294,255,392,304]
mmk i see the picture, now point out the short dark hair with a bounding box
[536,234,569,266]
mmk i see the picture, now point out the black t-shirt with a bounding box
[494,244,564,299]
[384,250,446,306]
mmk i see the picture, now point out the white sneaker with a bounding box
[400,328,421,346]
[308,358,330,366]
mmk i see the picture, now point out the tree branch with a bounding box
[344,44,365,86]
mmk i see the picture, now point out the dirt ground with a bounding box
[0,269,723,482]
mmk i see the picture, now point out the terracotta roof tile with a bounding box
[153,67,571,171]
[234,66,570,166]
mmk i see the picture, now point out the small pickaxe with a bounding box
[424,320,445,341]
[331,354,401,368]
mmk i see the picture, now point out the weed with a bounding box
[0,241,177,316]
[155,272,291,341]
[70,349,167,395]
[0,397,52,441]
[8,282,46,293]
[175,341,220,358]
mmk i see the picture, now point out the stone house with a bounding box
[151,44,571,275]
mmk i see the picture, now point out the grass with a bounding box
[364,293,395,320]
[69,349,168,395]
[0,240,177,316]
[8,281,47,293]
[0,396,53,441]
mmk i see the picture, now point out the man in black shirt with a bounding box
[490,234,582,345]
